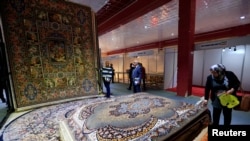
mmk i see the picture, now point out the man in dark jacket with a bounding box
[139,63,146,91]
[110,63,115,83]
[204,64,240,125]
[132,61,142,93]
[127,63,135,90]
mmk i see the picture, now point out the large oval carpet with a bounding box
[0,92,206,141]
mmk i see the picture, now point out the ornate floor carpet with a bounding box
[0,92,206,141]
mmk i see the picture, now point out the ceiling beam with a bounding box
[97,0,171,36]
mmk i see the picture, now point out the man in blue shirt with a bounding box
[132,61,142,93]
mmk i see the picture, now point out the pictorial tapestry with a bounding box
[1,0,99,109]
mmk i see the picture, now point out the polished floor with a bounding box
[0,82,250,130]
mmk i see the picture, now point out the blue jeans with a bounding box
[103,81,111,98]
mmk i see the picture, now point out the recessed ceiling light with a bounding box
[240,16,245,20]
[203,0,208,6]
[203,0,208,8]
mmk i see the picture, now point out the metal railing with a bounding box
[114,72,164,88]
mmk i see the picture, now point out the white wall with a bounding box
[192,50,204,86]
[202,48,222,86]
[193,44,250,91]
[122,49,164,74]
[221,45,245,81]
[241,44,250,91]
[102,38,250,92]
[156,50,165,73]
[163,48,177,89]
[148,55,156,73]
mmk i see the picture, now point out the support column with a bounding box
[177,0,196,96]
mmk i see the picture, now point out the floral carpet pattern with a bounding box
[0,93,206,141]
[1,0,99,109]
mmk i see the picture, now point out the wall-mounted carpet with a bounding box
[0,0,99,109]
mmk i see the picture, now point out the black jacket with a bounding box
[205,71,240,101]
[129,66,135,79]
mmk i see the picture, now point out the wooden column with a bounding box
[177,0,196,96]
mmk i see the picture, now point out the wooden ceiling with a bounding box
[68,0,250,54]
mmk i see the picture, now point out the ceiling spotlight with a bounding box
[240,16,245,20]
[222,48,225,52]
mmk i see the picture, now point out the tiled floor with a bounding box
[1,83,250,129]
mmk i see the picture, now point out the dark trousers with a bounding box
[133,82,141,93]
[128,78,133,89]
[103,81,111,98]
[112,75,115,83]
[212,106,232,125]
[142,78,146,90]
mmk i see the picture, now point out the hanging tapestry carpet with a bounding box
[1,0,99,109]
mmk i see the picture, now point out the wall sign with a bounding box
[128,50,154,57]
[195,35,250,50]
